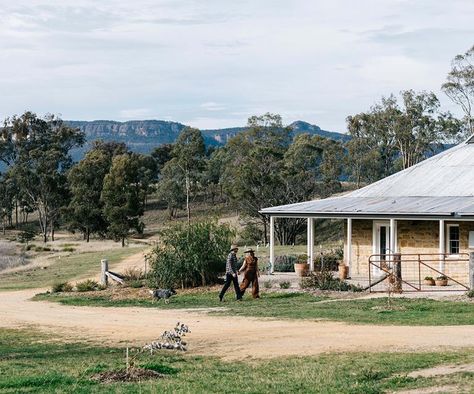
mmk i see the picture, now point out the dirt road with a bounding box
[1,289,473,360]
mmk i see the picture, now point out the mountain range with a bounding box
[66,119,350,157]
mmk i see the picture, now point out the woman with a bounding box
[238,248,260,299]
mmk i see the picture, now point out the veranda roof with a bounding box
[260,137,474,219]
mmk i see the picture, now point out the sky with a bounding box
[0,0,473,133]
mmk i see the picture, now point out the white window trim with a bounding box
[446,223,460,257]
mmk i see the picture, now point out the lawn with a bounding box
[0,328,473,393]
[0,247,145,291]
[34,290,474,326]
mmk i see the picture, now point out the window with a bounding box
[447,224,460,255]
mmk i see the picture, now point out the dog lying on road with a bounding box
[149,289,177,304]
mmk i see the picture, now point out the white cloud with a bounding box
[119,108,153,119]
[0,0,473,131]
[200,102,226,111]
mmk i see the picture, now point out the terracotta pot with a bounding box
[338,265,349,280]
[424,279,435,286]
[294,263,309,277]
[435,279,448,287]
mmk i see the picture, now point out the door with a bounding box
[373,221,391,274]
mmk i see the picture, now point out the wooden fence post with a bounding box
[101,259,108,287]
[470,253,474,290]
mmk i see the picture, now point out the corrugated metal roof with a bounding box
[261,138,474,218]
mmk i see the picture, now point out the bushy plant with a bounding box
[148,220,235,289]
[301,270,362,292]
[128,280,144,288]
[62,247,75,252]
[279,281,291,289]
[76,279,101,292]
[273,255,296,272]
[296,254,308,264]
[123,267,144,281]
[313,248,343,271]
[17,227,37,245]
[263,280,272,289]
[51,282,73,293]
[467,289,474,298]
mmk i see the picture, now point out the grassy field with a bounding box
[0,327,472,393]
[0,247,145,291]
[35,291,474,326]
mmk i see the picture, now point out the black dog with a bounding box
[149,289,177,304]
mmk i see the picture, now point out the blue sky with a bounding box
[1,0,473,132]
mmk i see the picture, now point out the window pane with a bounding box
[449,226,460,254]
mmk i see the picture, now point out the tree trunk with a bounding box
[185,174,191,224]
[121,237,125,247]
[51,221,55,242]
[262,218,268,245]
[86,228,90,242]
[15,200,18,229]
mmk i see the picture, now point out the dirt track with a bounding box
[1,289,474,360]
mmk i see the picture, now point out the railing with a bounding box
[368,253,470,292]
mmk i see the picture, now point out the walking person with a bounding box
[238,248,260,299]
[219,244,242,302]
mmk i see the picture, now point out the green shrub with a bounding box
[467,289,474,298]
[51,282,73,293]
[296,254,308,264]
[263,280,272,289]
[62,247,75,253]
[76,280,101,292]
[300,271,362,292]
[34,246,51,252]
[279,281,291,289]
[128,280,144,288]
[313,248,343,271]
[17,227,37,245]
[273,255,296,272]
[148,220,235,289]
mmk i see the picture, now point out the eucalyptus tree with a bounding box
[442,45,474,136]
[2,112,84,242]
[222,113,289,244]
[67,149,111,241]
[171,127,206,223]
[346,90,462,185]
[101,153,146,246]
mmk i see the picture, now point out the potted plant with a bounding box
[338,261,349,280]
[424,276,435,286]
[294,254,309,277]
[435,275,448,286]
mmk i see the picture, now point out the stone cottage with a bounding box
[261,136,474,289]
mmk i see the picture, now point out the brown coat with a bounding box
[239,255,260,298]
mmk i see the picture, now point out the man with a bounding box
[219,244,242,302]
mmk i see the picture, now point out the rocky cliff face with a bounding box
[66,119,349,158]
[67,120,186,143]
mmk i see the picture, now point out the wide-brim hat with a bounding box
[244,248,255,253]
[230,244,239,251]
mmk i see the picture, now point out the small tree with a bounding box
[148,221,234,288]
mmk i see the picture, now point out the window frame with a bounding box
[446,223,460,256]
